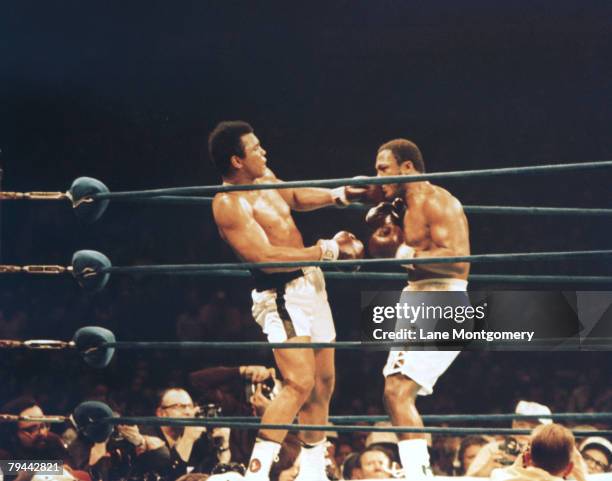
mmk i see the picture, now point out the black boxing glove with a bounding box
[365,197,405,229]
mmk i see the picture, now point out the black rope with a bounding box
[101,250,612,275]
[91,160,612,200]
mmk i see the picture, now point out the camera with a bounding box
[195,403,226,449]
[195,403,223,418]
[212,462,247,476]
[496,437,522,465]
[246,377,280,401]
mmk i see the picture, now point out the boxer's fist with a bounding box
[365,198,405,228]
[332,177,383,206]
[368,224,404,258]
[318,231,364,270]
[395,243,416,270]
[333,231,365,261]
[366,202,395,228]
[390,197,406,217]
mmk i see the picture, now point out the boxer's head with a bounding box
[375,139,424,199]
[209,120,267,180]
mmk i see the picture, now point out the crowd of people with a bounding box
[3,263,611,481]
[1,386,611,480]
[1,231,611,481]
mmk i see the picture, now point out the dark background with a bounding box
[0,1,611,417]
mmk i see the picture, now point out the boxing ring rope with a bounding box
[4,190,612,217]
[1,250,612,295]
[200,413,612,424]
[3,327,612,372]
[330,413,612,423]
[81,420,612,437]
[102,250,612,272]
[6,337,612,353]
[73,338,612,350]
[85,159,612,200]
[2,249,611,292]
[458,206,612,216]
[2,264,611,285]
[0,160,610,246]
[107,195,612,217]
[2,249,611,274]
[3,412,612,426]
[1,411,610,437]
[167,269,612,284]
[0,159,611,204]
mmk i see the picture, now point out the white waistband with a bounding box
[404,278,468,292]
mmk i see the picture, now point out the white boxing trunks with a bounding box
[251,267,336,343]
[383,277,468,395]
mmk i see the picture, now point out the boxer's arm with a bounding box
[287,181,385,211]
[413,197,468,276]
[289,187,336,211]
[212,193,322,265]
[259,168,335,211]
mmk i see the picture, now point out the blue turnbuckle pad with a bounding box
[69,177,110,223]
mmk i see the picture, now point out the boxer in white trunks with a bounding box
[366,138,471,479]
[209,121,377,481]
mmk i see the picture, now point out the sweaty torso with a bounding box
[402,183,470,280]
[219,185,304,252]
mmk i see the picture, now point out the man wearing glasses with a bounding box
[137,387,231,478]
[579,437,611,474]
[0,396,69,463]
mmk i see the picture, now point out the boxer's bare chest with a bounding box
[402,192,431,248]
[244,190,302,245]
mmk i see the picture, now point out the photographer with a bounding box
[137,387,231,478]
[468,401,553,477]
[189,365,278,465]
[68,419,165,481]
[0,396,84,478]
[490,424,587,481]
[0,397,66,461]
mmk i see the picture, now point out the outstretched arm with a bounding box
[259,168,335,211]
[264,168,381,211]
[289,187,337,211]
